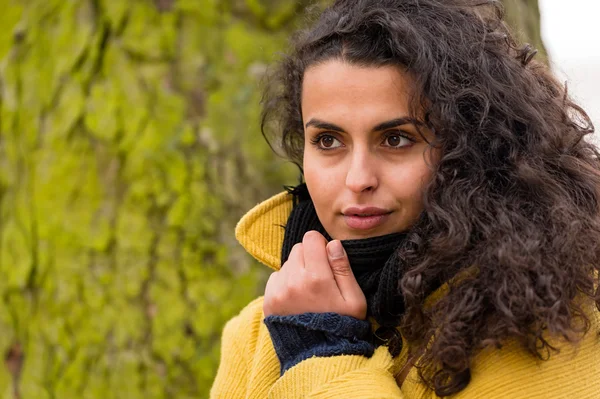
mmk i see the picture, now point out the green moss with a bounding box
[503,0,548,62]
[0,0,294,396]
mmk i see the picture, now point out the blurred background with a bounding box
[0,1,596,398]
[540,0,600,134]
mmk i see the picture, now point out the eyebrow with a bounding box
[304,117,423,133]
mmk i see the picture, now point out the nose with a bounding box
[345,150,379,193]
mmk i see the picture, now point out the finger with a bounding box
[326,240,363,301]
[302,231,334,279]
[263,271,286,316]
[282,242,304,270]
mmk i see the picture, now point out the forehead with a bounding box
[301,60,415,122]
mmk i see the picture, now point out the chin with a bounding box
[336,229,385,241]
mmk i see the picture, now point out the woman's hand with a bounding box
[263,230,367,320]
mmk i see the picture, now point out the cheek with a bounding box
[388,161,434,208]
[303,153,346,230]
[303,151,319,191]
[304,155,339,200]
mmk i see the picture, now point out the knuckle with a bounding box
[287,278,303,295]
[305,275,328,296]
[348,300,367,318]
[284,244,304,269]
[269,292,286,308]
[306,270,326,285]
[330,262,351,277]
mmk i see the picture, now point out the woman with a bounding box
[210,0,600,397]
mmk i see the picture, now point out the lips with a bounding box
[342,207,392,230]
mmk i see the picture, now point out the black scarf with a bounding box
[280,184,409,355]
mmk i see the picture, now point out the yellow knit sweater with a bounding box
[210,191,600,398]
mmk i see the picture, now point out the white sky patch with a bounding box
[540,0,600,138]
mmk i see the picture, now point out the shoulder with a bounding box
[212,297,279,398]
[222,296,266,341]
[457,299,600,398]
[403,298,600,398]
[221,296,271,359]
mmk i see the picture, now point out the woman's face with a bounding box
[302,60,439,240]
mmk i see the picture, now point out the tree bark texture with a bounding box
[0,0,309,397]
[0,0,543,398]
[503,0,547,61]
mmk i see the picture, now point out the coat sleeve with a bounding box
[210,296,407,399]
[263,312,375,374]
[399,304,600,399]
[209,307,251,399]
[210,296,272,399]
[450,332,600,398]
[268,309,600,399]
[447,301,600,399]
[213,296,600,399]
[266,345,406,399]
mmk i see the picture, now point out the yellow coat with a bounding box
[210,191,600,398]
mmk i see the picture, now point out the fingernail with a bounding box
[327,240,345,259]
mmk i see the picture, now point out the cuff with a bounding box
[264,312,375,375]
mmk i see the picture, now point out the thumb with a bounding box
[326,240,363,300]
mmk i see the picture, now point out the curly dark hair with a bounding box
[260,0,600,396]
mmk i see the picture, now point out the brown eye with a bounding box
[386,135,401,147]
[321,136,334,147]
[316,135,342,149]
[383,132,412,148]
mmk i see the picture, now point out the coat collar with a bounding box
[235,190,294,271]
[235,190,474,306]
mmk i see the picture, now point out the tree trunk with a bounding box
[0,0,303,397]
[0,0,545,398]
[504,0,548,61]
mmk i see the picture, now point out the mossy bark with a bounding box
[0,0,544,398]
[0,0,303,397]
[504,0,547,61]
